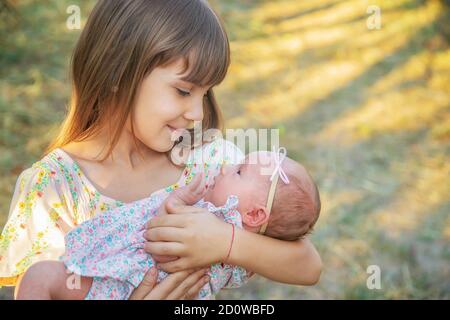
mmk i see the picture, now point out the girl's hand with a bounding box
[152,254,178,263]
[129,267,209,300]
[143,202,233,272]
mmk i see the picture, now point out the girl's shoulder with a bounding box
[8,148,89,222]
[15,148,78,192]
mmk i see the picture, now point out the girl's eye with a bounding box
[176,88,191,97]
[237,169,241,175]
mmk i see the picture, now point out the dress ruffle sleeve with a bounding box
[0,163,76,287]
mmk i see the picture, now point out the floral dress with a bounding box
[62,195,249,300]
[0,138,244,289]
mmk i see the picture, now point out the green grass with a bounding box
[1,0,449,299]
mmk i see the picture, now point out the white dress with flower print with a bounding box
[0,138,245,291]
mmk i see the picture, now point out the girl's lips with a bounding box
[167,125,183,135]
[167,125,184,141]
[167,125,188,132]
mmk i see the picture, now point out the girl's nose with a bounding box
[184,100,204,122]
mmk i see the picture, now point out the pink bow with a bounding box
[270,146,290,184]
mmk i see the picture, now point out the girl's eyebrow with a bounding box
[174,79,195,88]
[176,78,211,91]
[177,79,193,85]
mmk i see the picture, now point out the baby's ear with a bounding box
[242,206,269,227]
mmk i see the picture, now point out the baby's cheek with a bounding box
[208,182,230,206]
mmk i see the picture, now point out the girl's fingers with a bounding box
[148,269,198,300]
[128,267,206,300]
[164,173,206,208]
[146,214,188,229]
[184,275,210,300]
[152,254,179,263]
[165,268,208,300]
[156,257,193,273]
[165,203,208,215]
[128,267,158,300]
[144,241,185,256]
[144,227,185,242]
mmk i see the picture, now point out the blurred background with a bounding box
[0,0,449,299]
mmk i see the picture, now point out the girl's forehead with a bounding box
[160,57,209,89]
[158,58,188,77]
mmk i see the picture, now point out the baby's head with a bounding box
[204,150,321,241]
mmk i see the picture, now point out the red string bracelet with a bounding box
[224,224,235,264]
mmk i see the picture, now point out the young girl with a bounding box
[0,0,322,299]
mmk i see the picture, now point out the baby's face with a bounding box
[204,152,274,214]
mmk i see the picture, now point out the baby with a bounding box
[16,148,321,299]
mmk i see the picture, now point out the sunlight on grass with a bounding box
[245,61,360,125]
[369,154,450,235]
[444,217,450,240]
[262,0,367,34]
[317,190,364,222]
[317,49,450,145]
[218,0,450,299]
[318,88,449,144]
[250,0,329,23]
[1,0,449,300]
[225,0,442,127]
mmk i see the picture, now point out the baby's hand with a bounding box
[157,173,208,215]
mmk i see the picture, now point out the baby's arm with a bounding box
[15,260,92,300]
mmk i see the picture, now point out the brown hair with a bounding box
[265,161,321,241]
[45,0,230,160]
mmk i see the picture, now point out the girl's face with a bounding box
[128,58,209,153]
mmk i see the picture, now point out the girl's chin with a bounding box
[163,139,177,152]
[146,135,175,153]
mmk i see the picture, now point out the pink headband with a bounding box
[259,146,290,235]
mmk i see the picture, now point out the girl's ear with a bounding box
[242,206,269,227]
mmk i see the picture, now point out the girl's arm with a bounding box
[13,273,25,300]
[144,205,322,286]
[228,229,322,285]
